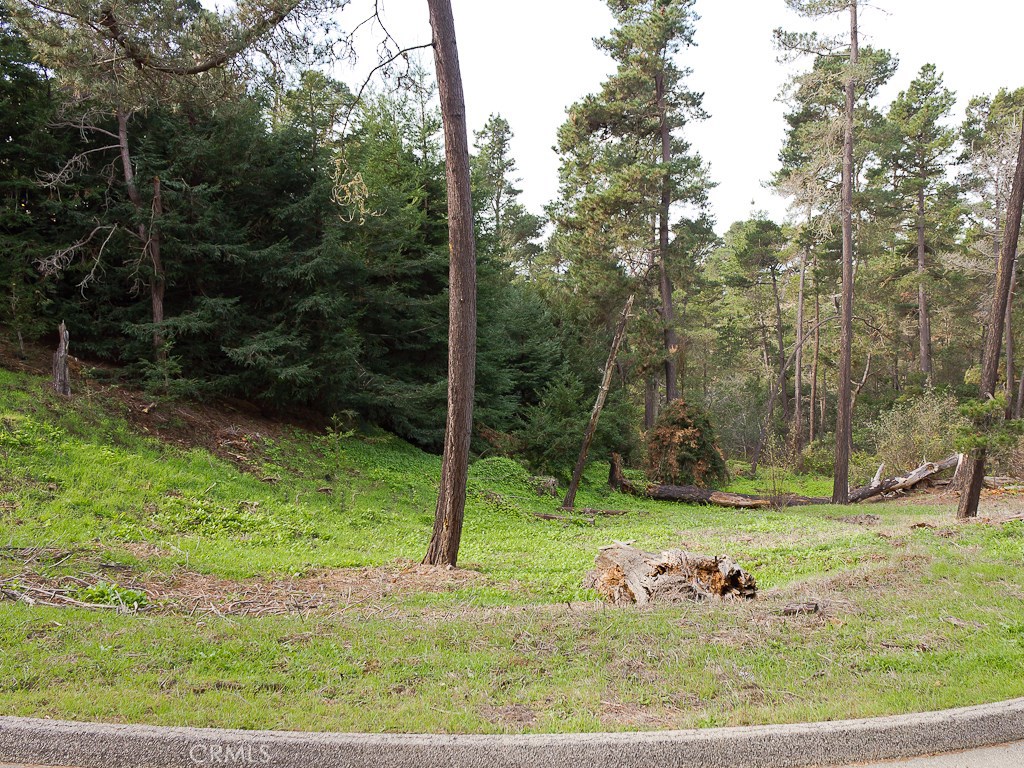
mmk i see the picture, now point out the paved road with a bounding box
[4,741,1024,768]
[845,740,1024,767]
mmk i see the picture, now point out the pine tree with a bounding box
[875,64,958,385]
[553,0,710,405]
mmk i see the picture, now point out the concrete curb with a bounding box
[1,698,1023,768]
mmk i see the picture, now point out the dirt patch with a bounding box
[0,555,486,616]
[146,562,486,616]
[480,704,538,728]
[598,700,682,728]
[834,514,881,526]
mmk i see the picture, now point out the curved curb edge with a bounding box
[2,698,1024,768]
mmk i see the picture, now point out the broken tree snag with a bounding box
[846,454,959,503]
[584,543,757,605]
[52,321,71,396]
[609,454,828,509]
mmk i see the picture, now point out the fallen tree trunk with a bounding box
[610,454,829,508]
[847,454,960,504]
[584,542,756,605]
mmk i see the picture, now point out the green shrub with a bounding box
[870,391,968,474]
[644,400,728,488]
[73,581,148,610]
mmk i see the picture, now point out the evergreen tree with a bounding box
[553,0,711,405]
[873,64,959,384]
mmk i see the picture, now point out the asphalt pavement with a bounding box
[844,739,1024,767]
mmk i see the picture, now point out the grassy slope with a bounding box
[1,367,1023,733]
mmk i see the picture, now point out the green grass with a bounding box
[1,366,1023,733]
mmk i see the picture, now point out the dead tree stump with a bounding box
[584,542,757,605]
[52,321,71,397]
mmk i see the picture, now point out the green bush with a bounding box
[870,391,968,474]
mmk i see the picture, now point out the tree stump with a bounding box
[583,542,757,605]
[52,321,71,397]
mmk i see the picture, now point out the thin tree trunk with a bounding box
[758,315,772,372]
[820,365,827,437]
[52,321,70,397]
[562,294,635,511]
[958,113,1024,520]
[424,0,477,567]
[1016,322,1024,419]
[792,238,808,457]
[117,109,166,361]
[150,177,166,362]
[850,352,872,414]
[917,187,932,384]
[749,315,832,476]
[833,0,858,505]
[771,267,788,419]
[655,70,680,403]
[809,258,820,444]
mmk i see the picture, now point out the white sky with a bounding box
[341,0,1024,233]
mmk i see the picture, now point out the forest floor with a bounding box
[1,362,1023,734]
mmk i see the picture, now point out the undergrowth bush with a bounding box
[644,400,728,488]
[870,391,968,474]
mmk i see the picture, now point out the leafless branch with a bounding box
[38,145,121,188]
[36,223,119,281]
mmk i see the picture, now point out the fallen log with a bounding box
[609,454,829,509]
[847,454,960,504]
[583,542,756,605]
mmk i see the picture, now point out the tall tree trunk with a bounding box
[958,113,1024,520]
[770,267,789,419]
[1005,259,1016,419]
[423,0,477,567]
[916,187,932,384]
[1016,319,1024,419]
[809,257,820,445]
[644,372,659,430]
[655,70,680,403]
[792,243,808,456]
[833,0,858,505]
[117,109,166,361]
[820,365,828,438]
[562,295,635,511]
[758,315,772,372]
[150,177,166,362]
[749,315,831,476]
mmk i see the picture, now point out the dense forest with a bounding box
[2,0,1023,518]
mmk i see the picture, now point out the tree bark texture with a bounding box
[833,0,858,505]
[423,0,477,566]
[958,113,1024,520]
[792,243,808,458]
[810,260,820,444]
[644,372,659,430]
[561,294,635,511]
[1005,260,1016,419]
[584,542,757,605]
[771,268,789,419]
[52,321,70,397]
[917,187,933,384]
[117,109,166,361]
[847,454,959,504]
[655,70,680,403]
